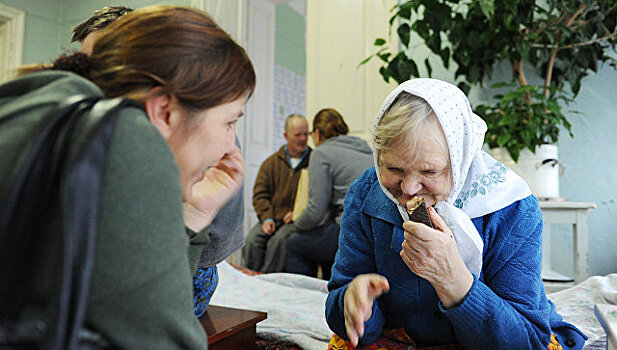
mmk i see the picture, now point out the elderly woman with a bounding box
[325,79,586,349]
[0,6,253,348]
[284,108,373,279]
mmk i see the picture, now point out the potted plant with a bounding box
[363,0,617,197]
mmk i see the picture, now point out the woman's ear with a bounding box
[144,92,173,140]
[313,128,321,145]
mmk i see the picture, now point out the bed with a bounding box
[210,261,332,349]
[548,274,617,349]
[210,261,617,350]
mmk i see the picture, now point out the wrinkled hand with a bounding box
[261,221,276,235]
[400,206,473,309]
[184,147,244,231]
[283,211,293,224]
[343,274,389,347]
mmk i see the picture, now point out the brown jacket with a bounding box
[252,145,311,222]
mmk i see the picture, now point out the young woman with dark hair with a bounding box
[0,6,255,348]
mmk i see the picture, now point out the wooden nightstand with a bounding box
[199,305,267,350]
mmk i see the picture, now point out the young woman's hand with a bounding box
[184,146,245,231]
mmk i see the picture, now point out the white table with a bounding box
[539,200,596,292]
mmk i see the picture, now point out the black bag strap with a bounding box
[0,95,141,349]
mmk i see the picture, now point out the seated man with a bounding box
[242,114,311,273]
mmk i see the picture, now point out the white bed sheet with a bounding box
[210,261,332,350]
[549,274,617,349]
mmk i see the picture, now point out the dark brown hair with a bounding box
[71,6,133,43]
[86,5,255,111]
[312,108,349,140]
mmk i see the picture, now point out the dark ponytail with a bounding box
[17,52,92,79]
[52,52,93,79]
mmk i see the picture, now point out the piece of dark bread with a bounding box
[406,197,434,228]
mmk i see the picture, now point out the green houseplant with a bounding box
[364,0,617,162]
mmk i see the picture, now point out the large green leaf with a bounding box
[424,58,433,77]
[439,48,451,69]
[374,38,386,46]
[397,23,411,47]
[498,114,519,126]
[477,0,495,18]
[378,52,392,63]
[497,133,511,147]
[397,1,413,20]
[394,55,419,81]
[412,20,430,41]
[379,66,391,83]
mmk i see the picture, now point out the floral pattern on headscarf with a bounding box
[372,78,531,220]
[371,78,532,276]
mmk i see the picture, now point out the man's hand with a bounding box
[343,274,389,347]
[261,221,276,235]
[283,211,293,224]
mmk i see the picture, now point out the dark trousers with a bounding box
[242,221,295,273]
[284,221,339,280]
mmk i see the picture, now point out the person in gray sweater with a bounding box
[70,5,246,318]
[0,6,255,348]
[285,108,373,279]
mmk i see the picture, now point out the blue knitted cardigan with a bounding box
[326,168,586,349]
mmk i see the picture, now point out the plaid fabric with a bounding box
[192,266,218,318]
[328,330,564,350]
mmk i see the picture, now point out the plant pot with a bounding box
[489,145,561,199]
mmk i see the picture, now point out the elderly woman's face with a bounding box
[379,133,452,207]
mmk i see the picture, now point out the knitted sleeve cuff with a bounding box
[438,274,499,330]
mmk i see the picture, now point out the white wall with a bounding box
[306,0,398,142]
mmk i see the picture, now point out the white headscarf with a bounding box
[373,78,531,276]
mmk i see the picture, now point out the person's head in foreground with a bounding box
[311,108,349,146]
[324,78,586,349]
[80,5,255,200]
[284,113,309,157]
[71,6,134,55]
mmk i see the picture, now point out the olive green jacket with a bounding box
[0,71,207,349]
